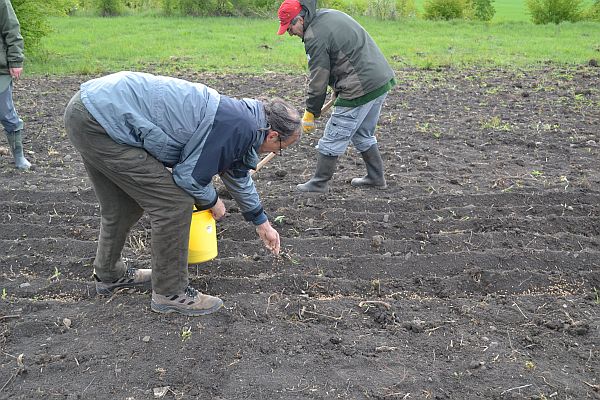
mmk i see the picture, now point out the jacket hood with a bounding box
[299,0,318,27]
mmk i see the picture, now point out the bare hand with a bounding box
[256,221,280,255]
[210,198,226,221]
[9,67,22,80]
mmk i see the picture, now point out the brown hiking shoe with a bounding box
[151,286,223,316]
[95,267,152,295]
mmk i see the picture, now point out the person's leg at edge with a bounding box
[0,83,31,170]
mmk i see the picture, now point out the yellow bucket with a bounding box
[188,209,218,264]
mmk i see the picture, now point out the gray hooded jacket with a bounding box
[299,0,395,117]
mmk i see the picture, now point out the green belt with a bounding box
[335,78,396,108]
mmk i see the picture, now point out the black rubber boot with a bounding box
[5,130,31,170]
[296,153,338,193]
[351,144,387,189]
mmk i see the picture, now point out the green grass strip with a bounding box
[27,16,600,75]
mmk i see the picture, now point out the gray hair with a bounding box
[262,98,301,141]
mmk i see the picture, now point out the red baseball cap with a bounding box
[277,0,302,35]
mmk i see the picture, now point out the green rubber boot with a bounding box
[5,130,31,170]
[351,144,387,189]
[296,153,338,193]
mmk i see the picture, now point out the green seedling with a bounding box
[274,215,285,224]
[525,360,536,370]
[481,116,511,131]
[531,170,544,177]
[1,288,7,300]
[181,326,192,342]
[49,267,61,281]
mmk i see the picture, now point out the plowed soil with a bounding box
[1,66,599,399]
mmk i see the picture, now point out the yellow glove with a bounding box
[302,110,315,134]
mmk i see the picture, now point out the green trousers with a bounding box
[64,91,194,295]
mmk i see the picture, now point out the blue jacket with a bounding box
[80,71,268,225]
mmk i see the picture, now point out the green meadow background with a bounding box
[28,0,600,75]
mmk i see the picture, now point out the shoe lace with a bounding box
[184,286,198,298]
[124,268,137,279]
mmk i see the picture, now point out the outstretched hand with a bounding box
[256,221,280,255]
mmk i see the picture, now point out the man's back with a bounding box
[303,8,394,105]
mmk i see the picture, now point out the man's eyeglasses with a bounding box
[288,16,301,31]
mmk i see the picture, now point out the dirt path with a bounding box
[1,67,599,399]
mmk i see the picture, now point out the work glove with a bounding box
[302,110,315,134]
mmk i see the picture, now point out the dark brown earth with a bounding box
[1,66,599,399]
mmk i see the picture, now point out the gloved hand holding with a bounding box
[302,110,315,134]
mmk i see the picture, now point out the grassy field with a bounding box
[27,15,600,75]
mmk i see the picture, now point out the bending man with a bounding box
[277,0,395,192]
[64,71,301,316]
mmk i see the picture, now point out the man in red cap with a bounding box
[277,0,395,193]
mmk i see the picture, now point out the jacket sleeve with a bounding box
[1,1,24,68]
[304,37,330,118]
[219,170,267,225]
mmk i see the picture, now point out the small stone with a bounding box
[371,235,385,247]
[375,345,397,352]
[19,282,31,288]
[142,336,151,342]
[383,214,390,223]
[63,318,72,329]
[330,337,342,345]
[468,361,485,369]
[153,386,170,398]
[69,186,79,193]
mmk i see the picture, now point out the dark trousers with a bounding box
[64,91,194,295]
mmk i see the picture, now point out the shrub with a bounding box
[178,0,214,16]
[526,0,583,24]
[396,0,417,17]
[468,0,495,21]
[423,0,466,20]
[12,0,76,52]
[96,0,123,16]
[366,0,397,19]
[161,0,177,15]
[582,0,600,21]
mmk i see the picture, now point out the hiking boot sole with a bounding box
[150,299,224,316]
[96,281,150,296]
